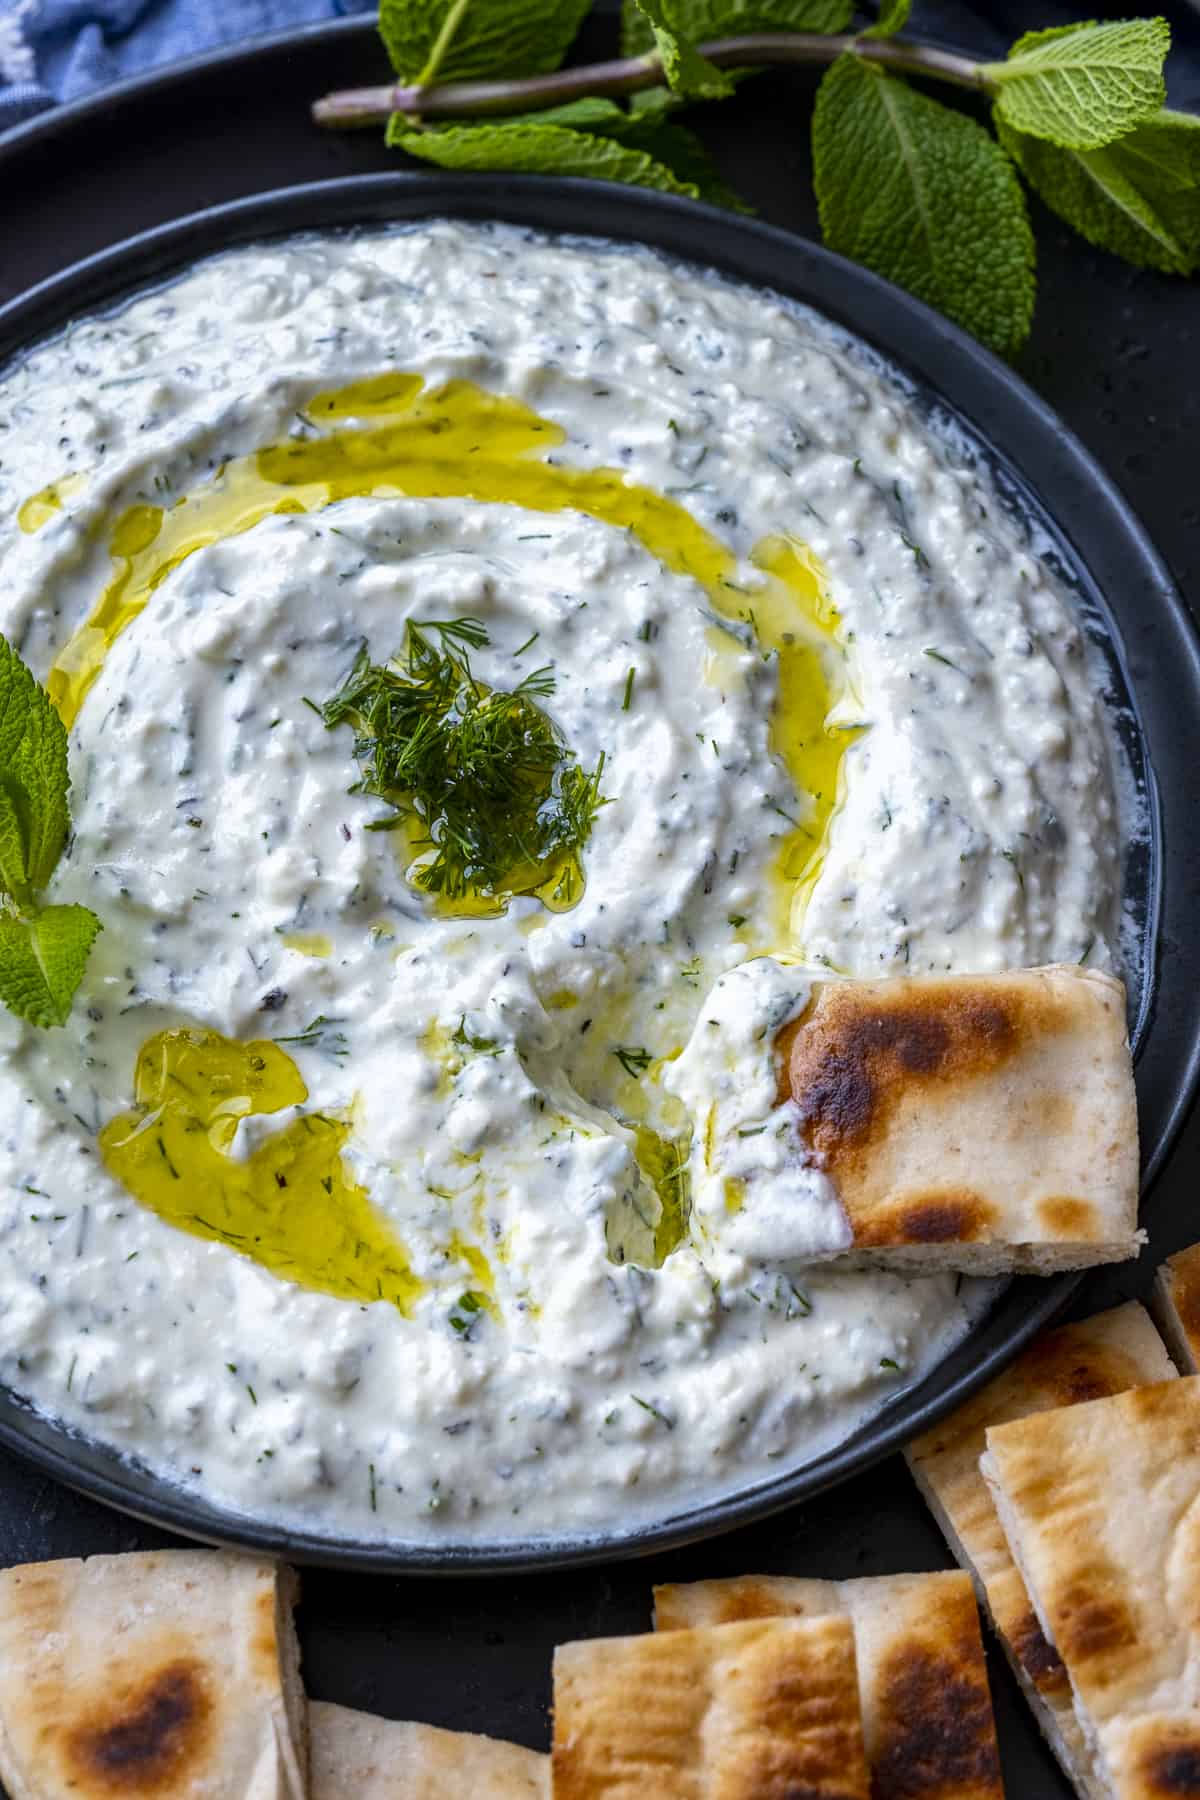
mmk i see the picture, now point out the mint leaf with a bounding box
[379,0,590,85]
[863,0,910,38]
[386,116,705,198]
[0,789,30,905]
[621,0,853,60]
[521,97,752,209]
[999,107,1200,276]
[0,635,68,903]
[812,55,1035,358]
[633,0,735,100]
[0,905,101,1030]
[985,19,1170,152]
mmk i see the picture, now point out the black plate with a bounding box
[0,171,1198,1573]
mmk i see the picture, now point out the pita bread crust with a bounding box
[653,1569,1002,1800]
[983,1374,1200,1800]
[905,1302,1175,1800]
[552,1615,870,1799]
[0,1550,306,1800]
[1152,1245,1200,1375]
[309,1701,547,1797]
[775,964,1139,1273]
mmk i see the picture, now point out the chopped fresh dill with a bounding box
[273,1014,350,1061]
[614,1045,653,1077]
[448,1290,487,1336]
[631,1393,674,1429]
[622,666,635,711]
[321,618,606,908]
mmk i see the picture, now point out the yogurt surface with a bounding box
[0,221,1123,1543]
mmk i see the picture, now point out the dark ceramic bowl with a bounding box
[0,173,1197,1571]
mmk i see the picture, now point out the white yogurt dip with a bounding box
[0,221,1123,1543]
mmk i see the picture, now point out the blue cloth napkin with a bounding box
[0,0,373,132]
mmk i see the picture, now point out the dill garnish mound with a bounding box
[321,616,607,915]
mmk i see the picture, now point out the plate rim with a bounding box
[0,168,1196,1572]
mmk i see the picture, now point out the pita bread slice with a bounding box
[552,1614,870,1798]
[0,1549,306,1800]
[653,1569,1001,1800]
[309,1701,547,1796]
[1151,1243,1200,1373]
[774,963,1139,1273]
[905,1301,1175,1800]
[981,1375,1200,1799]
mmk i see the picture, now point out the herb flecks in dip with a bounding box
[0,222,1121,1543]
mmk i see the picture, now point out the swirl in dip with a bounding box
[0,222,1122,1543]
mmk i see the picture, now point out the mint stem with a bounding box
[312,33,987,129]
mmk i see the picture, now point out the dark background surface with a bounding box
[1,4,1199,1790]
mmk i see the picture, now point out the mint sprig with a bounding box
[313,4,1198,358]
[0,638,100,1028]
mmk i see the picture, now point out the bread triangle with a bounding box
[773,964,1139,1272]
[0,1549,306,1799]
[905,1301,1174,1798]
[982,1374,1200,1799]
[653,1568,1001,1799]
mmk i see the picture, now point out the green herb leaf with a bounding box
[620,0,853,60]
[379,0,591,85]
[497,97,753,209]
[0,905,102,1030]
[448,1290,488,1335]
[614,1044,654,1076]
[0,635,69,903]
[812,55,1035,358]
[998,107,1200,276]
[633,0,735,99]
[386,115,707,199]
[863,0,910,39]
[984,18,1170,152]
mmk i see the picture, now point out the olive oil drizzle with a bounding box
[99,1028,425,1313]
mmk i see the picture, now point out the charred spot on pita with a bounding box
[853,1190,995,1246]
[1143,1739,1200,1793]
[1052,1579,1138,1665]
[777,982,1023,1160]
[64,1657,213,1792]
[872,1636,1002,1797]
[1008,1607,1069,1692]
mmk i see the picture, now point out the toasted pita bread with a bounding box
[653,1569,1001,1799]
[905,1301,1175,1800]
[1151,1243,1200,1374]
[309,1700,547,1796]
[0,1549,306,1799]
[982,1374,1200,1799]
[774,964,1139,1273]
[552,1614,869,1798]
